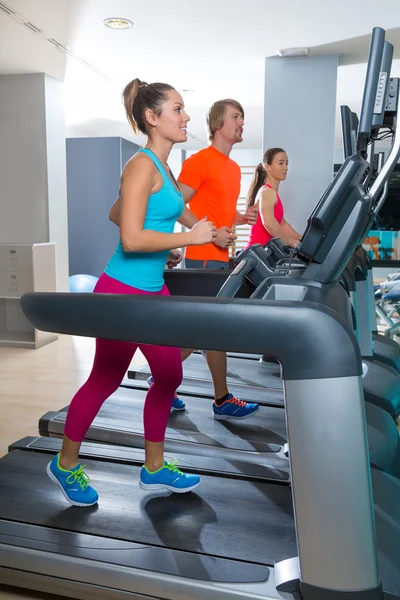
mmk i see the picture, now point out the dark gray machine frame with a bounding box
[18,291,381,600]
[37,260,400,480]
[340,94,400,371]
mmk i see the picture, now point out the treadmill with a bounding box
[359,245,400,370]
[129,77,400,417]
[340,101,400,372]
[1,27,400,600]
[122,269,284,407]
[11,249,400,598]
[341,253,400,417]
[39,36,400,480]
[38,249,400,481]
[128,349,281,390]
[127,259,400,416]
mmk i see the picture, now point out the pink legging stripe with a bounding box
[64,272,182,443]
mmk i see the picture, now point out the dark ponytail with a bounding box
[246,147,286,208]
[246,163,266,208]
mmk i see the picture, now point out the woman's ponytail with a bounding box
[122,78,147,134]
[246,163,267,208]
[122,78,174,135]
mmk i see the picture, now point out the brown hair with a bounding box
[246,147,286,208]
[122,78,175,135]
[206,99,244,141]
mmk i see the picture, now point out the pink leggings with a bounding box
[64,273,182,443]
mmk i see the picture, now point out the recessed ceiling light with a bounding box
[180,89,195,93]
[103,18,133,30]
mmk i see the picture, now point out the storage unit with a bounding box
[0,243,58,348]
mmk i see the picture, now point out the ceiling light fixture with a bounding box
[103,17,133,30]
[277,47,309,58]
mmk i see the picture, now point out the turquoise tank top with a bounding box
[105,149,184,291]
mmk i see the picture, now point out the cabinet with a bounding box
[0,243,58,348]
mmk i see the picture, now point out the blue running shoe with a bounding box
[213,394,260,420]
[139,459,200,493]
[147,376,186,411]
[46,454,98,507]
[171,394,186,411]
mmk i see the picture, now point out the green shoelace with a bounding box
[65,465,91,490]
[164,458,183,476]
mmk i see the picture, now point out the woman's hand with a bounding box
[189,217,217,245]
[166,249,183,269]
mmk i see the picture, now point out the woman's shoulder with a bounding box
[259,185,278,203]
[122,150,157,178]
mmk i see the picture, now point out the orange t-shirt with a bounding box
[178,146,240,262]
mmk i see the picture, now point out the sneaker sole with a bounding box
[212,405,261,421]
[139,480,200,494]
[46,462,98,508]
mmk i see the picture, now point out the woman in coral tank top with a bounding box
[245,148,301,250]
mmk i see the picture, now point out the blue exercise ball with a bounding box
[69,274,99,293]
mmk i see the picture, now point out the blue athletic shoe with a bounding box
[213,394,260,420]
[147,376,186,411]
[139,459,200,493]
[171,395,186,411]
[46,454,98,507]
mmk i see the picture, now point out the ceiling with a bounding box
[1,0,400,149]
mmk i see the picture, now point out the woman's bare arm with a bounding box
[119,154,215,252]
[259,188,299,248]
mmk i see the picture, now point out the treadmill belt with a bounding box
[187,352,282,388]
[11,436,287,483]
[129,352,282,390]
[123,377,284,408]
[40,388,289,481]
[0,449,297,567]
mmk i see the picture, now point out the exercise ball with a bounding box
[69,274,98,293]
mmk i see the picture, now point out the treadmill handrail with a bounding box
[217,256,257,298]
[371,152,389,218]
[20,292,362,380]
[369,83,400,202]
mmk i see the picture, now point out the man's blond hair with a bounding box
[206,99,244,141]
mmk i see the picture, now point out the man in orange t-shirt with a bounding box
[174,99,260,420]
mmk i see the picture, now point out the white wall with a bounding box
[230,149,262,166]
[264,55,339,235]
[0,73,69,291]
[183,147,261,169]
[168,148,185,179]
[0,74,48,244]
[45,75,69,291]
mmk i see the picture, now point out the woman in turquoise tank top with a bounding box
[46,78,217,507]
[245,148,301,249]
